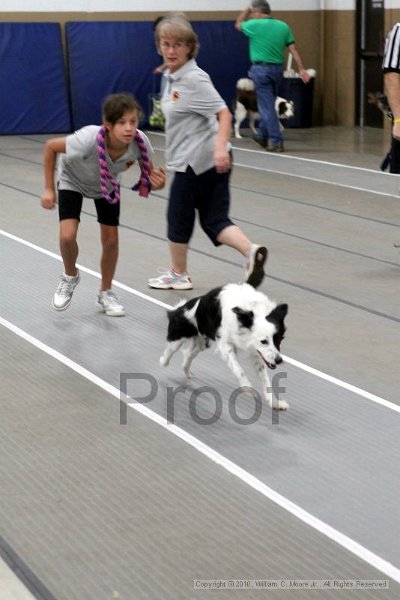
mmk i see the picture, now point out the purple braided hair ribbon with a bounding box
[97,126,120,204]
[132,131,151,198]
[97,127,151,204]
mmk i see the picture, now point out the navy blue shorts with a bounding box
[167,166,234,246]
[58,189,120,226]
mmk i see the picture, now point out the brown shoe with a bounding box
[267,143,284,153]
[253,135,268,148]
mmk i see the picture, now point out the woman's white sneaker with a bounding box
[148,269,193,290]
[96,290,126,317]
[52,270,80,310]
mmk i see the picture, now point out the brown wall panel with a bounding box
[321,10,356,126]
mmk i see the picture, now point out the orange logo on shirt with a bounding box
[125,160,134,169]
[172,91,180,102]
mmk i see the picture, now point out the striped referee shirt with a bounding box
[383,23,400,72]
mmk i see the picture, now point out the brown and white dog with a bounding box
[367,91,392,120]
[233,78,295,139]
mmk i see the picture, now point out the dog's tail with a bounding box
[172,298,187,310]
[236,78,255,92]
[165,299,187,326]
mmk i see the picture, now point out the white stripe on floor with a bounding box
[1,314,400,584]
[1,228,398,413]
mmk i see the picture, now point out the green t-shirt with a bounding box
[241,18,295,64]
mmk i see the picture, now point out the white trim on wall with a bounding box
[1,0,360,13]
[385,0,400,8]
[323,0,355,7]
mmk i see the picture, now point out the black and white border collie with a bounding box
[233,77,295,139]
[160,272,289,411]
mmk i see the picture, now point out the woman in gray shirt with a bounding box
[148,14,267,291]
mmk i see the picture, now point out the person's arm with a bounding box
[288,43,311,83]
[214,107,232,173]
[235,5,252,30]
[41,137,66,209]
[385,72,400,139]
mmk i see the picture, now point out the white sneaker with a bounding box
[148,269,193,290]
[96,290,126,317]
[52,270,80,310]
[244,245,268,288]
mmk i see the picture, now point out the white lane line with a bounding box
[232,145,393,172]
[283,356,400,413]
[149,130,396,175]
[232,163,399,198]
[1,228,398,413]
[1,314,400,584]
[148,132,399,198]
[0,229,170,310]
[155,149,399,198]
[0,557,37,600]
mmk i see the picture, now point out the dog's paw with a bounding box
[159,355,168,367]
[270,399,289,411]
[183,366,193,378]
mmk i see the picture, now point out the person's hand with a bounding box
[299,69,311,84]
[153,65,165,74]
[41,189,56,209]
[214,149,231,173]
[150,167,166,190]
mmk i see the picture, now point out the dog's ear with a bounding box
[267,303,288,324]
[232,307,254,328]
[268,304,288,350]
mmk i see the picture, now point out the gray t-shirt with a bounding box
[57,125,154,198]
[162,59,227,175]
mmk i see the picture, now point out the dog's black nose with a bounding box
[275,355,283,365]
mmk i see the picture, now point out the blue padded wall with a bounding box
[193,21,250,107]
[66,20,251,130]
[0,23,71,134]
[66,21,160,130]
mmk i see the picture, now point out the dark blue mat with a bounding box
[66,20,250,130]
[0,23,70,134]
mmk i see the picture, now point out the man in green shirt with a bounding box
[235,0,310,151]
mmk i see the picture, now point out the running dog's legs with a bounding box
[160,339,185,367]
[219,342,253,390]
[248,112,259,136]
[181,336,207,378]
[251,353,289,410]
[234,102,247,138]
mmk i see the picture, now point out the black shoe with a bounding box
[267,143,284,153]
[245,245,268,288]
[253,135,268,148]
